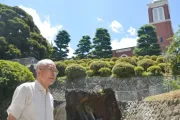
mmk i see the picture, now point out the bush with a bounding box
[137,59,155,71]
[142,72,152,77]
[144,55,151,59]
[131,56,138,66]
[138,56,144,60]
[108,61,115,69]
[156,56,165,63]
[151,55,157,61]
[112,62,135,78]
[116,57,131,64]
[111,57,118,62]
[0,60,34,101]
[65,64,86,80]
[98,67,111,77]
[64,60,76,65]
[134,66,144,76]
[55,62,66,77]
[158,63,166,73]
[85,67,90,71]
[86,70,94,77]
[147,65,162,76]
[90,61,108,75]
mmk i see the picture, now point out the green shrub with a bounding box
[65,64,86,80]
[138,56,144,60]
[90,61,108,75]
[0,60,34,101]
[80,63,87,67]
[111,57,118,62]
[134,66,144,76]
[55,62,66,77]
[142,71,152,77]
[116,57,132,64]
[156,56,165,63]
[85,67,90,71]
[151,55,157,61]
[108,61,115,69]
[147,65,162,76]
[131,56,138,66]
[112,62,135,78]
[144,55,151,59]
[105,58,110,61]
[158,63,166,73]
[98,67,111,77]
[86,70,94,77]
[64,60,76,65]
[137,59,155,71]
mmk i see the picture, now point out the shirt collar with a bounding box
[35,80,50,93]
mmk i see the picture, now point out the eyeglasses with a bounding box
[39,67,59,75]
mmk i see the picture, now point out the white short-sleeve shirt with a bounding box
[7,80,54,120]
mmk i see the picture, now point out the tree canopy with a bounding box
[0,3,52,60]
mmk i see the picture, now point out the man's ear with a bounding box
[36,69,41,77]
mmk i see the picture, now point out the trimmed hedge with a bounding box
[98,67,111,77]
[65,64,86,80]
[134,66,144,76]
[137,59,155,71]
[90,61,108,75]
[55,61,66,77]
[158,63,166,73]
[112,62,135,77]
[147,65,162,76]
[0,60,34,101]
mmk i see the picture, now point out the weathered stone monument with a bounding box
[65,88,121,120]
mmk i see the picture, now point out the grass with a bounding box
[144,89,180,101]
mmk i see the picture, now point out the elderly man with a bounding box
[7,59,57,120]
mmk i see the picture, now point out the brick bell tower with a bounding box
[147,0,173,53]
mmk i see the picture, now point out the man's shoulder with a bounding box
[17,81,35,91]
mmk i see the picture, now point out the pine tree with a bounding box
[74,35,91,59]
[92,28,112,58]
[53,30,71,60]
[134,24,161,56]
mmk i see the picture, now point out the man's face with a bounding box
[39,64,57,86]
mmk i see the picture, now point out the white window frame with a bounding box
[152,7,165,22]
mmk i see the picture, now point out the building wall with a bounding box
[148,3,173,52]
[153,21,173,51]
[112,47,134,57]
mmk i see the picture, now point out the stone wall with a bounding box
[118,100,180,120]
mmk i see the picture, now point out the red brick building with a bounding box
[147,0,173,52]
[112,47,135,57]
[113,0,173,57]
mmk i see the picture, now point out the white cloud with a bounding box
[97,17,103,22]
[67,44,75,58]
[109,20,123,33]
[111,37,138,50]
[127,26,137,36]
[19,5,75,58]
[19,5,63,44]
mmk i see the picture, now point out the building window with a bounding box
[152,7,165,22]
[160,37,163,42]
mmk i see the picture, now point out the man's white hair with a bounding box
[36,59,55,71]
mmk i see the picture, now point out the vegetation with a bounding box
[134,24,161,56]
[0,3,52,60]
[0,60,34,101]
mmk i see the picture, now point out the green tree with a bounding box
[0,3,52,59]
[92,28,112,58]
[74,35,92,59]
[53,30,71,60]
[134,24,161,56]
[167,26,180,75]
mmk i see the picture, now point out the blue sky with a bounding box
[1,0,180,57]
